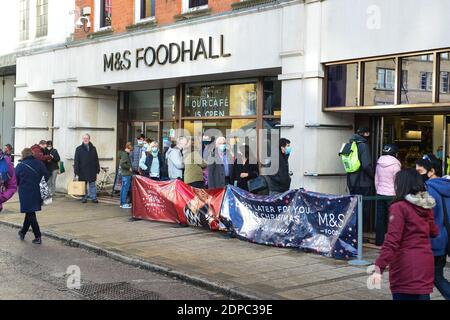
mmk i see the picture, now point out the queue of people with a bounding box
[342,127,450,300]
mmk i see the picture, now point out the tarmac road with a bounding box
[0,224,227,300]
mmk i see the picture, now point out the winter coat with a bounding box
[144,153,164,178]
[375,155,401,196]
[426,177,450,256]
[130,142,143,172]
[74,142,100,182]
[347,134,374,188]
[183,150,206,185]
[15,156,50,213]
[118,150,132,176]
[375,192,439,295]
[166,147,184,180]
[231,158,259,191]
[31,144,52,164]
[44,147,61,172]
[207,149,234,189]
[0,155,17,212]
[267,151,291,193]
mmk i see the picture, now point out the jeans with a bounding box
[120,175,132,205]
[375,196,392,246]
[392,293,430,300]
[434,255,450,300]
[82,181,97,200]
[47,169,58,196]
[20,212,41,239]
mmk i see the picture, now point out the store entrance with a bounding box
[380,115,449,171]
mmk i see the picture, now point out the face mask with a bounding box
[219,144,226,152]
[47,147,52,150]
[421,173,429,182]
[437,150,443,160]
[285,146,292,156]
[151,147,158,154]
[138,140,144,146]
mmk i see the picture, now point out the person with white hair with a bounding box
[74,133,100,203]
[207,136,234,189]
[166,136,187,180]
[143,141,164,180]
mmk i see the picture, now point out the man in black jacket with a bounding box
[268,138,292,195]
[74,134,100,203]
[347,127,374,196]
[44,140,61,196]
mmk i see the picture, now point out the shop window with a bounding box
[400,55,433,104]
[36,0,48,38]
[19,0,29,41]
[184,82,257,117]
[129,90,161,120]
[139,0,155,20]
[100,0,112,28]
[439,52,450,102]
[263,77,281,116]
[163,89,176,120]
[364,60,395,106]
[326,63,358,107]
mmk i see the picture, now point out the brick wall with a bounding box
[73,0,240,40]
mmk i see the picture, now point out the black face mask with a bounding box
[421,173,429,182]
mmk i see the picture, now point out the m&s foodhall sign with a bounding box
[103,35,231,72]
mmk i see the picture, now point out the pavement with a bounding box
[0,194,447,300]
[0,224,226,300]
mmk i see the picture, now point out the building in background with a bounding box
[5,0,450,216]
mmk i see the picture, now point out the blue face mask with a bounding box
[138,140,144,146]
[437,150,443,160]
[219,144,227,152]
[285,146,292,155]
[151,147,158,155]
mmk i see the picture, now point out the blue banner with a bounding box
[220,186,358,259]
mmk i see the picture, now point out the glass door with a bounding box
[129,121,144,144]
[144,122,160,143]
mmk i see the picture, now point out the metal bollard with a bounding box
[348,194,370,266]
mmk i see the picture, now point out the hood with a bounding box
[426,177,450,198]
[166,147,177,158]
[377,155,400,168]
[350,134,367,143]
[405,192,436,215]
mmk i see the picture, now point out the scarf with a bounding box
[0,150,10,183]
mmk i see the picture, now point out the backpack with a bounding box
[339,141,361,173]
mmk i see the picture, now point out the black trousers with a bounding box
[375,196,391,246]
[189,181,205,189]
[434,255,450,300]
[348,186,372,227]
[21,212,41,238]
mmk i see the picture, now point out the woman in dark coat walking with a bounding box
[74,134,100,203]
[15,148,49,244]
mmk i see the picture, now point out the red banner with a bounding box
[132,176,225,230]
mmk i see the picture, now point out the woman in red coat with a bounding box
[372,168,439,300]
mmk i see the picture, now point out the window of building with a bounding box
[19,0,29,41]
[263,77,282,116]
[36,0,48,38]
[440,72,449,94]
[182,0,208,13]
[400,55,433,104]
[439,52,450,102]
[376,68,395,90]
[420,72,432,91]
[100,0,112,28]
[420,54,433,62]
[140,0,155,19]
[326,63,359,107]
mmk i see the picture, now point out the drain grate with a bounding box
[74,282,160,300]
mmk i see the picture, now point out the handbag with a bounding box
[68,180,86,196]
[21,163,52,202]
[59,161,65,174]
[247,176,268,193]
